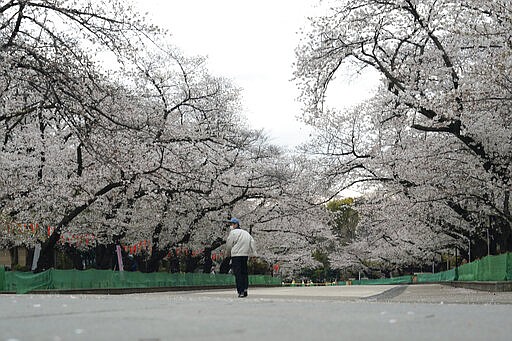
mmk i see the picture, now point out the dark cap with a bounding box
[228,217,240,225]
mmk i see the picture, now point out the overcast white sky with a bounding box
[132,0,378,148]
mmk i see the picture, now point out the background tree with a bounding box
[326,198,358,244]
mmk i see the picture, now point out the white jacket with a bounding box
[225,228,257,257]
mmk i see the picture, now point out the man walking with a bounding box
[225,217,257,298]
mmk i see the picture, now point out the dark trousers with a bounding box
[231,256,249,294]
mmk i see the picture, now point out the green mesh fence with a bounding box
[476,253,508,281]
[392,253,512,285]
[0,266,5,291]
[3,269,53,294]
[456,261,477,281]
[351,275,413,285]
[416,268,456,283]
[508,253,512,280]
[0,269,281,294]
[2,253,511,293]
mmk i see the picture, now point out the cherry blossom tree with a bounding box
[1,1,340,275]
[295,0,512,272]
[0,0,163,269]
[0,0,259,271]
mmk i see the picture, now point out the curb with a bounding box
[447,281,512,292]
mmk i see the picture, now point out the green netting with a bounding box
[4,270,52,294]
[0,269,280,294]
[108,271,237,289]
[250,275,282,286]
[0,266,5,291]
[408,269,458,283]
[456,261,478,281]
[351,275,413,285]
[508,253,512,281]
[2,253,511,293]
[51,269,121,290]
[375,253,512,284]
[476,253,508,281]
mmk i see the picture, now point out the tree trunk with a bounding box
[145,249,169,273]
[26,247,35,270]
[168,250,180,273]
[64,246,84,270]
[94,244,115,269]
[202,249,213,273]
[219,257,231,274]
[34,181,126,272]
[184,251,200,273]
[34,228,60,272]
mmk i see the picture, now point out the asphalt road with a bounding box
[1,284,512,341]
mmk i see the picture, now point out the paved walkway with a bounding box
[2,285,512,341]
[188,284,398,300]
[184,284,512,304]
[382,284,512,304]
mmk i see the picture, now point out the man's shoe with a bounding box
[243,291,248,297]
[238,293,246,298]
